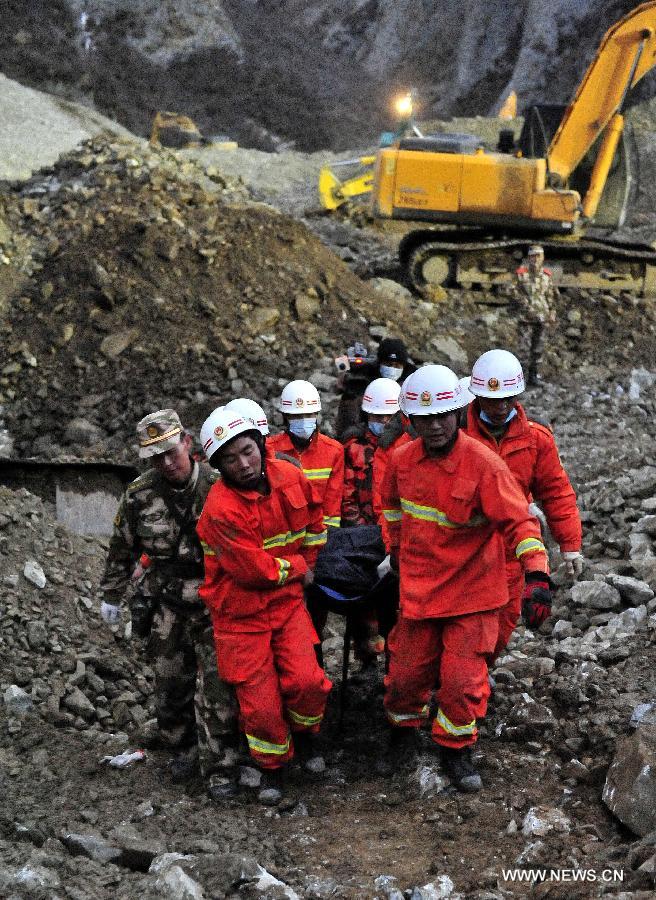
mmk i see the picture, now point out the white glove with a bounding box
[562,551,584,578]
[100,601,121,625]
[377,554,392,579]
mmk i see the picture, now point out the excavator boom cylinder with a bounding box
[581,113,625,219]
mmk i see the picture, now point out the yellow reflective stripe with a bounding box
[263,528,306,550]
[200,539,216,557]
[303,467,332,481]
[323,515,341,528]
[303,530,327,547]
[436,708,476,736]
[383,508,402,523]
[246,732,291,756]
[275,558,290,586]
[515,537,546,558]
[400,498,486,529]
[288,708,323,727]
[386,705,429,725]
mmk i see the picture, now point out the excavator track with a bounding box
[401,230,656,296]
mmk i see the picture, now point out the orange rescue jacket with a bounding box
[197,458,327,631]
[380,431,548,619]
[267,430,345,529]
[464,402,581,553]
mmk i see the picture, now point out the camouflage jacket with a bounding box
[510,267,558,324]
[99,460,220,607]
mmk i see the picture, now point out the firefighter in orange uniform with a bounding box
[381,365,551,792]
[465,349,582,662]
[341,377,402,660]
[196,407,332,804]
[268,380,344,531]
[268,379,344,643]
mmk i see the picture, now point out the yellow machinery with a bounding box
[150,112,207,149]
[318,154,376,210]
[370,2,656,294]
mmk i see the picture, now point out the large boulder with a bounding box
[603,725,656,836]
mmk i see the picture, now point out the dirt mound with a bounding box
[0,135,387,460]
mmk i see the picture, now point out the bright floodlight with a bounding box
[395,93,413,118]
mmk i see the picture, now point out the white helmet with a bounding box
[226,398,269,436]
[200,407,256,459]
[402,365,468,416]
[362,378,401,415]
[469,349,525,399]
[278,380,322,414]
[458,376,475,405]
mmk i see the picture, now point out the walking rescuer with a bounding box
[380,366,551,792]
[196,407,332,804]
[98,409,239,800]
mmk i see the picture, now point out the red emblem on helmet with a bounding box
[295,397,304,407]
[214,425,225,439]
[487,377,500,391]
[420,391,432,406]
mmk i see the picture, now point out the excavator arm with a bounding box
[548,1,656,184]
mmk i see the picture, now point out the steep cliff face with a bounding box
[0,0,653,150]
[293,0,648,114]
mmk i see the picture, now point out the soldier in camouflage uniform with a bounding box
[510,245,559,386]
[99,409,240,800]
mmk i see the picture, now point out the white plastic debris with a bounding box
[101,749,146,768]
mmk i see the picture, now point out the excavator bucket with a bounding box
[318,166,344,210]
[318,156,377,210]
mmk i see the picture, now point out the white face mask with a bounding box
[288,418,317,440]
[380,365,403,381]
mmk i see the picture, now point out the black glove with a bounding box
[521,572,554,628]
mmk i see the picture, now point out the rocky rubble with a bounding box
[0,484,153,739]
[4,362,656,896]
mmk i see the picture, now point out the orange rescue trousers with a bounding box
[384,610,499,749]
[212,603,332,769]
[492,560,525,665]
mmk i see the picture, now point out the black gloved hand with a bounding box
[521,572,554,628]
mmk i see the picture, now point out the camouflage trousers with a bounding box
[147,603,240,778]
[516,320,546,382]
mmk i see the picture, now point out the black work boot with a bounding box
[294,732,326,775]
[257,768,286,806]
[207,771,240,802]
[441,746,483,793]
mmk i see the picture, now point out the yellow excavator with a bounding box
[370,1,656,294]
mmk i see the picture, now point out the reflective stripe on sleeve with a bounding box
[383,508,402,523]
[288,708,323,727]
[323,515,341,528]
[515,537,547,559]
[200,540,216,557]
[275,558,290,586]
[400,498,486,529]
[263,529,306,550]
[303,530,327,548]
[246,732,291,756]
[303,467,333,481]
[436,708,476,736]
